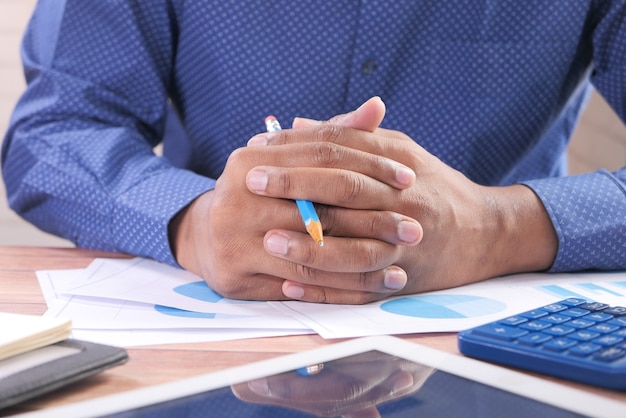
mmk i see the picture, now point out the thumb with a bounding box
[293,96,386,132]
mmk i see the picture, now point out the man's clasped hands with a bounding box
[170,97,557,304]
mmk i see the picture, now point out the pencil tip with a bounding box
[318,241,324,247]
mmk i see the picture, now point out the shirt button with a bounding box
[361,60,377,75]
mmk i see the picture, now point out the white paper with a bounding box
[36,264,312,347]
[38,257,626,344]
[44,292,305,330]
[61,258,276,316]
[271,271,626,338]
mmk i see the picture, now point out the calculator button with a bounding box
[588,323,620,334]
[593,335,624,347]
[561,298,588,307]
[561,308,590,318]
[544,338,577,352]
[543,325,575,336]
[580,302,609,311]
[498,316,528,326]
[568,342,602,357]
[519,320,552,331]
[584,312,613,322]
[593,347,626,363]
[521,309,549,319]
[542,314,571,324]
[518,332,552,346]
[472,324,528,341]
[542,303,568,313]
[604,306,626,316]
[613,329,626,338]
[608,317,626,327]
[569,330,601,341]
[567,318,595,329]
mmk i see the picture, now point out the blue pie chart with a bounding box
[154,305,217,319]
[172,281,223,302]
[380,294,505,319]
[154,281,228,318]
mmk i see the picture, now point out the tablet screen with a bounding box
[103,350,582,418]
[19,336,617,418]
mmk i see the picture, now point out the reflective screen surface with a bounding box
[103,350,584,418]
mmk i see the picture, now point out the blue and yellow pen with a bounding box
[264,116,324,247]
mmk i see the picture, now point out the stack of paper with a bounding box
[0,313,71,360]
[37,258,313,347]
[37,257,626,347]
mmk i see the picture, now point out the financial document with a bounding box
[38,258,626,346]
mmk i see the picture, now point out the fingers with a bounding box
[258,231,409,302]
[248,122,421,178]
[293,96,386,133]
[317,206,423,246]
[281,279,400,304]
[245,140,415,191]
[247,166,409,209]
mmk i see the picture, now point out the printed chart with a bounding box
[380,295,506,319]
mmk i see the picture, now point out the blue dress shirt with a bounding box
[2,1,625,271]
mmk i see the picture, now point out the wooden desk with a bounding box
[1,246,625,415]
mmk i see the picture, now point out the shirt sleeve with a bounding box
[1,0,213,266]
[522,3,626,272]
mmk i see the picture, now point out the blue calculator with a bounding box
[458,298,626,390]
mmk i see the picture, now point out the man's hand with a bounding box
[170,97,423,302]
[245,97,559,302]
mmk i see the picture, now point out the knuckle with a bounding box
[270,129,288,145]
[226,147,247,165]
[275,170,292,194]
[335,171,365,204]
[366,211,387,236]
[314,204,334,233]
[293,258,318,281]
[316,124,343,144]
[360,242,386,270]
[357,271,371,290]
[311,141,340,167]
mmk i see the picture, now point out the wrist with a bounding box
[168,191,214,274]
[479,184,558,277]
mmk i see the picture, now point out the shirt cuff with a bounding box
[111,167,215,266]
[522,170,626,272]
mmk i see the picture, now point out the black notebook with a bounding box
[0,339,128,410]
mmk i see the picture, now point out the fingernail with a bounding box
[247,169,268,192]
[397,221,421,244]
[283,282,305,299]
[247,134,268,146]
[395,166,415,187]
[293,117,321,128]
[266,233,289,255]
[384,268,407,291]
[248,379,270,396]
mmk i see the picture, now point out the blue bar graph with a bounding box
[537,285,589,300]
[576,283,622,297]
